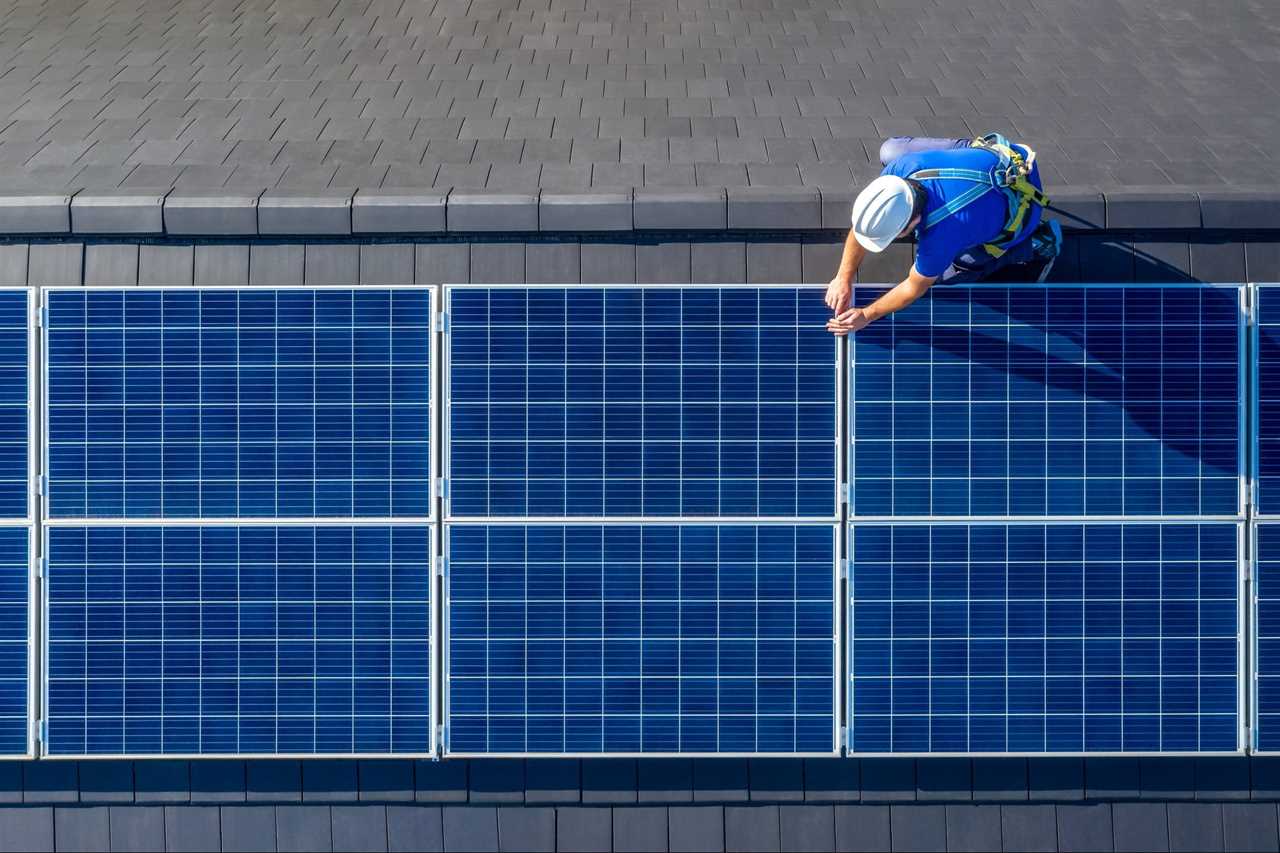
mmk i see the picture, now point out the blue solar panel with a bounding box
[0,527,28,755]
[44,525,432,756]
[44,288,432,519]
[849,522,1241,754]
[850,285,1242,517]
[1256,286,1280,515]
[1253,523,1280,751]
[446,524,835,754]
[0,291,27,520]
[446,286,837,518]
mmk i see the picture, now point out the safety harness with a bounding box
[908,133,1050,258]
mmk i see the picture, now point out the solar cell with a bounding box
[445,524,836,755]
[445,286,837,519]
[44,288,433,520]
[0,527,28,755]
[44,524,432,756]
[850,285,1242,517]
[848,522,1241,754]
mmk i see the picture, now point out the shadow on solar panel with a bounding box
[850,284,1244,518]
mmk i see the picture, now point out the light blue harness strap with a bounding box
[909,144,1022,231]
[921,182,991,229]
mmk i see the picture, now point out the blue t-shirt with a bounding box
[881,145,1043,278]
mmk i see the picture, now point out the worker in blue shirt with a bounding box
[826,134,1062,336]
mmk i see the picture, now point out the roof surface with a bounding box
[0,0,1274,199]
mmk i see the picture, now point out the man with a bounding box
[826,134,1063,336]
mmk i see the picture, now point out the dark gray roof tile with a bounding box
[220,805,277,853]
[1113,802,1169,853]
[1029,758,1084,801]
[555,807,611,853]
[945,805,1001,853]
[727,186,820,229]
[0,807,53,852]
[971,759,1026,802]
[1058,803,1114,853]
[447,190,537,231]
[634,188,726,229]
[668,806,724,853]
[164,188,259,234]
[443,806,499,853]
[613,807,668,852]
[258,188,352,234]
[748,760,804,803]
[54,806,111,853]
[302,762,358,804]
[70,189,166,233]
[916,760,971,803]
[389,804,445,850]
[1167,803,1223,853]
[275,805,332,852]
[890,804,946,853]
[0,192,70,233]
[352,189,446,233]
[540,190,631,231]
[1196,758,1250,801]
[582,760,638,805]
[1105,187,1202,229]
[859,759,915,803]
[247,761,302,804]
[1000,805,1057,853]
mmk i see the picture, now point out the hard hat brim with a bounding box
[853,229,897,253]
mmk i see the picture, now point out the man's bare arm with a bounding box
[826,266,937,336]
[824,228,866,311]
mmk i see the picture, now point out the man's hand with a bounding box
[827,306,872,336]
[824,275,852,312]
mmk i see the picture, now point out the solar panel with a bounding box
[1257,286,1280,515]
[848,522,1241,754]
[44,524,432,756]
[445,524,836,755]
[850,285,1242,518]
[0,527,29,755]
[44,288,433,520]
[0,290,27,520]
[445,286,837,519]
[1253,523,1280,751]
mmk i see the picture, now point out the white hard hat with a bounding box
[851,175,916,253]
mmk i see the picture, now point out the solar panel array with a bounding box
[444,285,840,755]
[850,285,1242,518]
[0,280,1272,758]
[41,288,434,757]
